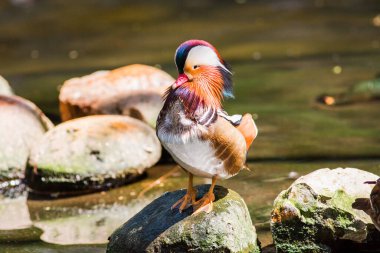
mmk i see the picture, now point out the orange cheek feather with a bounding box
[187,66,224,108]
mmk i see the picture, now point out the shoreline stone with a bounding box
[271,168,380,253]
[26,115,161,197]
[0,95,53,196]
[107,185,260,253]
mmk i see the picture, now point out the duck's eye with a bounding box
[193,65,199,70]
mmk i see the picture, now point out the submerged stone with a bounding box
[26,115,161,197]
[107,185,260,253]
[271,168,380,253]
[0,75,13,96]
[0,95,53,196]
[59,64,174,127]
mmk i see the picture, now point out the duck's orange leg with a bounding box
[172,173,196,212]
[193,176,217,215]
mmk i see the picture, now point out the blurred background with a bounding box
[0,0,380,252]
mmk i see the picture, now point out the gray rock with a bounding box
[0,95,53,196]
[107,185,260,253]
[26,115,161,197]
[271,168,380,253]
[59,64,174,127]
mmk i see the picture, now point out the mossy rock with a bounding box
[26,115,161,197]
[107,185,260,253]
[0,95,53,197]
[59,64,174,127]
[271,168,380,253]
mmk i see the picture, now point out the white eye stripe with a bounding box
[185,46,230,73]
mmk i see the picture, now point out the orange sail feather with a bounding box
[236,114,257,149]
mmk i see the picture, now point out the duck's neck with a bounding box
[170,79,223,116]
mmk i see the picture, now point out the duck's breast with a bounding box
[164,138,232,179]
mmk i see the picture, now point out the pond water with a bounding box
[2,161,380,252]
[1,0,380,252]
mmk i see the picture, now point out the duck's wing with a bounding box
[204,115,247,176]
[218,110,258,149]
[370,183,380,215]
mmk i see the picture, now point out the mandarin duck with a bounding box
[352,178,380,231]
[156,40,258,214]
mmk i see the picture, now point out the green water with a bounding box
[1,0,380,252]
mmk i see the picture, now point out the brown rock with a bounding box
[59,64,174,127]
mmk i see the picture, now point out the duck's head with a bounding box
[171,40,233,109]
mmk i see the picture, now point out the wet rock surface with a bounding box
[0,95,53,196]
[59,64,174,127]
[271,168,380,253]
[26,115,161,197]
[107,185,260,253]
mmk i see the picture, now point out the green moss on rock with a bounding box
[26,115,161,197]
[107,185,260,253]
[271,168,380,253]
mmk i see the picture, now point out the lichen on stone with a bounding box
[107,185,260,253]
[271,168,380,253]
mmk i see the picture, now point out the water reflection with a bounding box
[316,78,380,106]
[33,202,153,245]
[0,165,183,245]
[25,169,183,245]
[0,161,380,251]
[0,195,42,243]
[0,1,379,251]
[9,0,35,8]
[0,196,31,230]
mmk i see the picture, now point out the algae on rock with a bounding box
[107,185,260,253]
[27,115,161,197]
[271,168,380,253]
